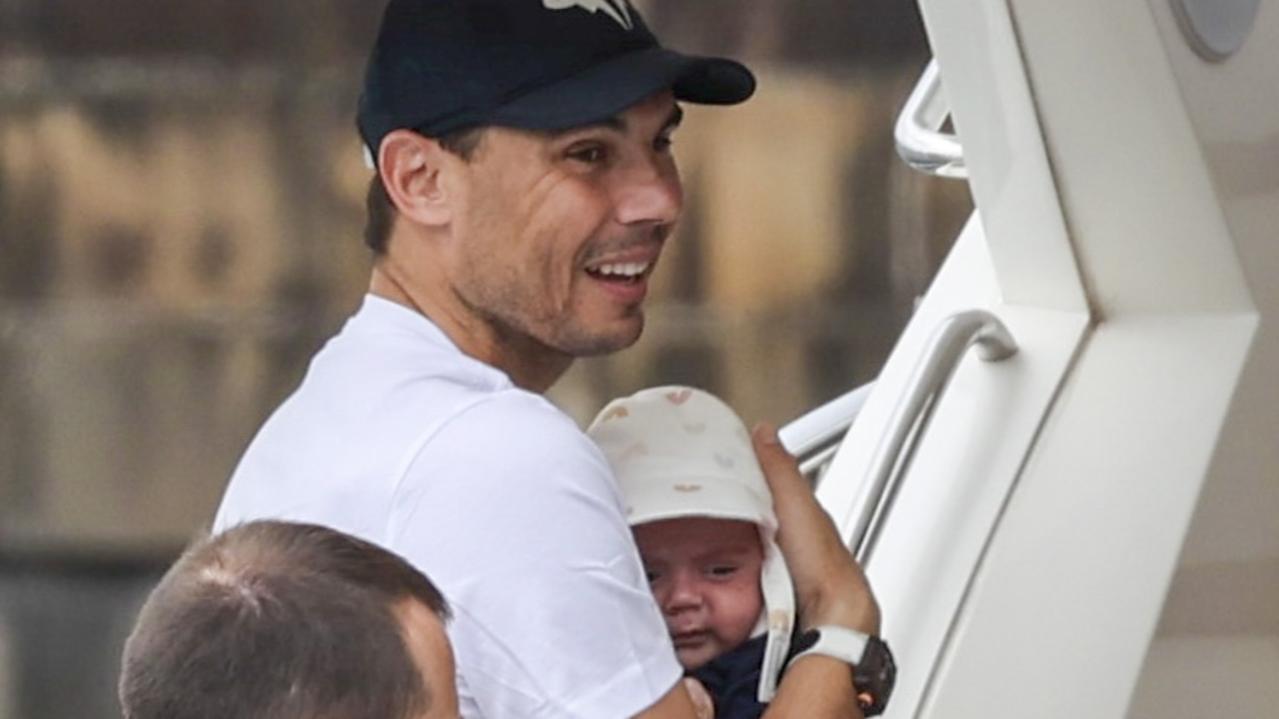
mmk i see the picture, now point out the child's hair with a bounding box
[588,386,795,702]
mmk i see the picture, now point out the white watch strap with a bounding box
[791,625,870,666]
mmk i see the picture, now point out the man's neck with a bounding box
[368,265,571,393]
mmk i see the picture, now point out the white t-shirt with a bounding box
[214,295,681,719]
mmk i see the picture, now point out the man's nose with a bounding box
[614,155,682,227]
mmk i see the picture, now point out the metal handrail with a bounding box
[894,59,967,179]
[851,310,1017,564]
[780,383,874,480]
[798,443,841,480]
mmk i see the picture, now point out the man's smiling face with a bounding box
[443,91,684,361]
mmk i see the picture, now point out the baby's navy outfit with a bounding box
[690,635,769,719]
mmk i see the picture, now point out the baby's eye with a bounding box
[644,568,663,584]
[705,565,739,579]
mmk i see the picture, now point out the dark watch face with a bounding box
[853,636,896,717]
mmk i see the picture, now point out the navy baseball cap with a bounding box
[357,0,756,156]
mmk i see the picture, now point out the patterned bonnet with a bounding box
[587,385,795,702]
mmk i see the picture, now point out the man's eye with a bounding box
[567,145,608,164]
[654,133,674,152]
[645,569,663,584]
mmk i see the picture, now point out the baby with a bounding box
[588,386,794,719]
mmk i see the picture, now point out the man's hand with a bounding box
[751,423,880,636]
[683,678,715,719]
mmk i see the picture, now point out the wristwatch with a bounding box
[789,625,896,717]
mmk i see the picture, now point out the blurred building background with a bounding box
[0,1,969,715]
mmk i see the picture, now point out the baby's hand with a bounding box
[682,677,715,719]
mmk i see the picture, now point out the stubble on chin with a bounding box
[454,272,647,359]
[554,307,646,357]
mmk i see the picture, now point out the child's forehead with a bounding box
[632,516,762,552]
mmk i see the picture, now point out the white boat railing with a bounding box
[850,310,1017,564]
[779,310,1018,563]
[894,59,967,179]
[780,382,875,481]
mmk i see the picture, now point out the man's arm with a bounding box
[638,683,710,719]
[636,425,876,719]
[756,422,877,719]
[638,661,864,719]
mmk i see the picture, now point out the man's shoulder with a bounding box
[282,301,516,430]
[319,294,509,387]
[427,387,603,469]
[449,386,578,430]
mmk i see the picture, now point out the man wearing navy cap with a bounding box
[215,2,883,717]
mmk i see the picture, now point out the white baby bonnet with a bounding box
[587,385,795,702]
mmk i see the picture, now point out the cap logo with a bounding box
[542,0,634,30]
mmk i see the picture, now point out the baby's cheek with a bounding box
[733,577,765,619]
[715,588,764,644]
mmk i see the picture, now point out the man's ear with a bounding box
[377,130,458,227]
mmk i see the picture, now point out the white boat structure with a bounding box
[781,1,1278,716]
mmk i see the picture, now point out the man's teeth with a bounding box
[591,262,650,278]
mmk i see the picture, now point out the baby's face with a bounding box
[632,517,764,670]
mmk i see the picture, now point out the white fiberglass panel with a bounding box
[815,215,1088,718]
[923,315,1256,718]
[903,0,1266,716]
[914,0,1085,312]
[1144,0,1279,570]
[1131,0,1279,714]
